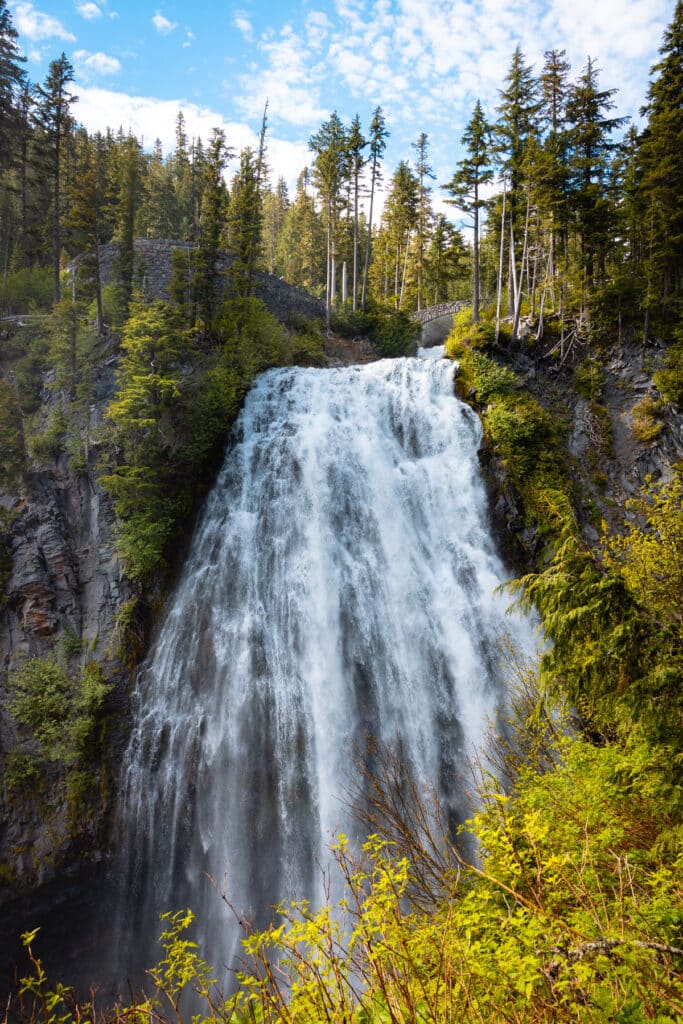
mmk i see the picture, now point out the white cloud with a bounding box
[152,12,177,34]
[73,85,310,193]
[77,2,102,19]
[236,25,328,127]
[305,10,331,49]
[233,11,254,41]
[11,2,75,41]
[74,48,121,76]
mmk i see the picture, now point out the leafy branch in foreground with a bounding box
[5,677,682,1024]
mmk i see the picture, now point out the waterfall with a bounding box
[114,351,535,985]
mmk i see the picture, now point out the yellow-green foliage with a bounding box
[0,379,26,485]
[100,296,298,585]
[10,724,681,1024]
[602,474,683,645]
[574,359,604,400]
[234,738,682,1024]
[653,329,683,406]
[486,395,561,479]
[445,312,564,504]
[445,305,495,361]
[8,656,109,766]
[511,489,682,745]
[631,395,667,442]
[28,407,67,464]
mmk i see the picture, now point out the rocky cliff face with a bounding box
[0,350,131,900]
[481,333,682,567]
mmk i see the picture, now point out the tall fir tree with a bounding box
[34,53,76,305]
[309,111,348,321]
[639,0,683,318]
[412,132,435,311]
[443,102,493,322]
[0,0,25,170]
[361,106,389,311]
[566,57,627,288]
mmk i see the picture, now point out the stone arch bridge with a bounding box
[411,300,466,346]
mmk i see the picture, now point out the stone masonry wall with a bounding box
[75,239,325,325]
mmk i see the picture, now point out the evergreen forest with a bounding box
[0,0,681,1020]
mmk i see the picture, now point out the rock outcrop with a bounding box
[0,349,131,900]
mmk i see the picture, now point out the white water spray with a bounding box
[115,353,535,980]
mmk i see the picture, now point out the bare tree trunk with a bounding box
[473,182,480,324]
[536,253,552,342]
[511,196,530,345]
[352,175,359,311]
[361,156,378,313]
[399,233,410,309]
[1,207,11,308]
[325,206,332,332]
[394,242,400,308]
[495,179,506,345]
[509,218,518,316]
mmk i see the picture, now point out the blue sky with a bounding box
[9,0,672,216]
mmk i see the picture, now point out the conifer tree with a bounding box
[0,0,25,170]
[143,139,176,239]
[227,146,263,299]
[111,133,144,322]
[566,57,626,288]
[496,47,540,313]
[443,103,493,322]
[34,53,76,305]
[346,114,366,309]
[412,132,435,311]
[262,177,289,275]
[275,168,325,293]
[639,0,683,316]
[309,111,348,322]
[381,160,418,309]
[539,49,572,286]
[424,214,467,304]
[361,106,389,311]
[194,127,230,329]
[496,47,540,204]
[65,134,107,330]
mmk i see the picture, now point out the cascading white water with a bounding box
[115,351,535,983]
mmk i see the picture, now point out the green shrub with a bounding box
[653,333,683,406]
[2,751,41,796]
[631,395,666,442]
[467,352,520,403]
[288,328,326,366]
[28,408,67,463]
[486,394,560,478]
[574,359,605,400]
[13,332,51,415]
[372,309,419,357]
[0,379,26,486]
[1,267,53,314]
[445,306,495,359]
[8,656,110,766]
[331,307,419,357]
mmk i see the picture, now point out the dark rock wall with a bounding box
[0,353,130,899]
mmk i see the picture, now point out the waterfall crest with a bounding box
[115,353,535,981]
